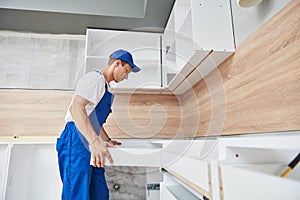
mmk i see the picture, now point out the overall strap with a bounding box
[94,70,108,90]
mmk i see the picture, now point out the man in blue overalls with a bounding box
[56,49,141,200]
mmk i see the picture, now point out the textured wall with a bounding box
[0,31,85,89]
[106,166,147,200]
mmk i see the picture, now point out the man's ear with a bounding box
[114,59,122,68]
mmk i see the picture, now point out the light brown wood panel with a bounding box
[105,93,182,138]
[0,89,73,136]
[0,89,181,138]
[182,0,300,137]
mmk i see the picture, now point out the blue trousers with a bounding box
[56,122,109,200]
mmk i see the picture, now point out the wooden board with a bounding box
[0,89,181,138]
[0,89,73,136]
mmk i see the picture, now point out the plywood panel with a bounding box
[182,0,300,137]
[0,89,181,138]
[105,93,182,138]
[0,89,73,136]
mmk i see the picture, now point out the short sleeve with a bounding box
[74,71,106,105]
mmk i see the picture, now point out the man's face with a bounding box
[114,61,132,83]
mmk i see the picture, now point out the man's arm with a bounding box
[100,127,122,145]
[70,95,114,167]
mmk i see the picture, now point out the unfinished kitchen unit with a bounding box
[0,0,299,199]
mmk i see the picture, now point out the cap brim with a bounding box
[129,63,141,73]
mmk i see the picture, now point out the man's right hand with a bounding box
[89,138,114,168]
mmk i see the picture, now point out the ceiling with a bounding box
[0,0,175,35]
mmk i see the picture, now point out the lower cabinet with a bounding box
[215,134,300,200]
[219,164,300,200]
[0,143,9,200]
[0,137,162,200]
[2,142,62,200]
[160,170,207,200]
[162,154,211,199]
[0,133,299,200]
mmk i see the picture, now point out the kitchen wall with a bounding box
[0,31,85,89]
[0,0,291,90]
[0,0,297,139]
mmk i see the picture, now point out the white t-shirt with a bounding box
[65,71,108,122]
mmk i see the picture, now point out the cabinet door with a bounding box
[0,143,9,200]
[5,143,61,200]
[85,29,162,90]
[191,0,235,51]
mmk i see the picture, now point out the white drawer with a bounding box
[106,147,161,167]
[162,152,211,198]
[219,164,300,200]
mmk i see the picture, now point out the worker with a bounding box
[56,49,141,200]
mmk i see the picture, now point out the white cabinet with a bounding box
[1,141,62,200]
[160,172,206,200]
[0,137,163,200]
[220,164,300,200]
[215,134,300,200]
[85,0,235,94]
[2,134,299,200]
[162,0,235,95]
[0,143,9,200]
[85,29,162,91]
[158,133,300,200]
[160,139,219,199]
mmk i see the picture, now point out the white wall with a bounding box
[231,0,292,45]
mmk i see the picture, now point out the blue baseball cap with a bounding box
[111,49,141,73]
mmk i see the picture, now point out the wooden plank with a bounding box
[0,89,73,136]
[0,89,181,138]
[104,93,181,138]
[164,167,211,199]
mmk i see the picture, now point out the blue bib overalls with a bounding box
[56,72,114,200]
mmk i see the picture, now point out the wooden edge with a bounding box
[163,167,211,199]
[218,166,224,200]
[208,164,212,199]
[0,136,58,143]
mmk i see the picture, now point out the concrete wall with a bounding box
[0,31,85,89]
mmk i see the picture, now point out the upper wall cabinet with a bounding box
[162,0,235,95]
[85,29,162,92]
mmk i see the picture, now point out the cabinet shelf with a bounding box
[162,171,204,200]
[85,29,162,91]
[162,0,235,94]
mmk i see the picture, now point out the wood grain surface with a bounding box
[183,0,300,137]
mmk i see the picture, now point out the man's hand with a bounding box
[89,138,114,168]
[109,139,122,146]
